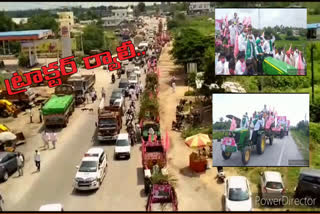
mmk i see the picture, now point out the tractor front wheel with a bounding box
[222,151,232,160]
[241,147,251,165]
[257,134,266,154]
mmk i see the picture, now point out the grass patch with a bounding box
[184,90,195,96]
[308,15,320,24]
[290,129,310,161]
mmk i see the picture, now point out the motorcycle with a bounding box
[117,71,121,79]
[216,167,225,183]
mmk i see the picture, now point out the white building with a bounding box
[102,7,133,27]
[12,17,28,25]
[188,2,211,15]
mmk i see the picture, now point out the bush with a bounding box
[18,53,29,67]
[184,90,195,96]
[310,122,320,143]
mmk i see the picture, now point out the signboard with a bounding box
[21,39,76,54]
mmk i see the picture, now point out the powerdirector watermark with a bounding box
[254,193,319,208]
[288,159,309,166]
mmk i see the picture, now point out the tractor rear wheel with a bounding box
[241,147,251,165]
[257,134,266,154]
[222,151,232,160]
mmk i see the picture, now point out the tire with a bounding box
[2,171,8,181]
[127,154,131,160]
[222,151,232,160]
[269,135,273,145]
[241,147,251,165]
[256,134,266,155]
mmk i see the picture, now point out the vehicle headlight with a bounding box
[74,177,81,182]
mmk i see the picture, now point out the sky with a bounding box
[215,8,307,29]
[0,2,161,11]
[212,94,309,126]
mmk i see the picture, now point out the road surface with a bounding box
[212,132,307,167]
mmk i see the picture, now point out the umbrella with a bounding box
[185,133,211,148]
[0,132,16,142]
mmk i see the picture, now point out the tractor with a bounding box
[220,114,274,165]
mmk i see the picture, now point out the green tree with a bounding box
[82,24,104,54]
[137,2,146,14]
[286,28,293,37]
[0,12,16,31]
[23,12,59,35]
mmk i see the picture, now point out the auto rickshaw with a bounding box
[0,131,25,152]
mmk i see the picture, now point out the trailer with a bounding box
[67,73,95,104]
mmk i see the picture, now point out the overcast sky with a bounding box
[215,8,307,29]
[212,94,309,126]
[0,2,161,11]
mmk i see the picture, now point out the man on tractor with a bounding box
[252,115,264,144]
[240,112,249,129]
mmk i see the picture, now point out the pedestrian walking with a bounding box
[85,92,91,104]
[16,153,24,176]
[51,131,57,149]
[135,84,140,99]
[172,82,176,93]
[101,87,106,99]
[34,150,41,171]
[29,108,33,123]
[39,107,43,123]
[42,130,49,149]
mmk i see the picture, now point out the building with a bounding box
[307,23,320,40]
[102,7,133,27]
[57,12,75,27]
[188,2,211,15]
[79,20,98,25]
[11,18,28,25]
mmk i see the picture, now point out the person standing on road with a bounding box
[135,84,140,99]
[16,153,24,176]
[42,130,49,150]
[51,131,57,149]
[101,87,106,99]
[39,105,43,123]
[172,81,176,93]
[34,150,41,172]
[90,90,96,103]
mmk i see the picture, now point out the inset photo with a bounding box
[215,8,307,75]
[212,93,309,167]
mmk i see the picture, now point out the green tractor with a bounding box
[221,115,274,165]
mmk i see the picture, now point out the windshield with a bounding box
[266,182,283,189]
[79,161,97,172]
[116,139,129,147]
[111,92,122,98]
[119,82,128,88]
[128,76,137,81]
[99,119,116,127]
[228,188,249,201]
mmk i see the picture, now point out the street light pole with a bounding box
[311,44,314,104]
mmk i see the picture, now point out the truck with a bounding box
[67,73,96,104]
[96,101,123,142]
[272,116,289,138]
[0,88,36,110]
[42,84,75,127]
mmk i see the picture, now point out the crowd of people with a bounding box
[215,12,306,75]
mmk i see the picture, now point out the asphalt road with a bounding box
[212,132,307,167]
[1,64,147,211]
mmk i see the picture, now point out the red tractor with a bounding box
[146,184,178,211]
[142,135,167,194]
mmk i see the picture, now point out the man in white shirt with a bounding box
[34,150,41,172]
[252,115,263,143]
[262,34,276,57]
[235,54,246,75]
[215,54,229,75]
[229,23,237,46]
[238,28,248,57]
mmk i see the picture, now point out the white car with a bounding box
[260,171,285,200]
[128,74,139,85]
[39,204,64,211]
[224,176,252,211]
[133,66,142,76]
[73,147,108,191]
[115,133,131,159]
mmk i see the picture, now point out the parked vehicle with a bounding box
[141,120,161,142]
[260,171,285,204]
[133,66,142,77]
[67,73,96,104]
[0,152,24,181]
[295,168,320,203]
[221,114,273,165]
[109,88,124,106]
[224,176,252,211]
[115,133,131,160]
[118,79,130,97]
[0,99,19,118]
[96,106,123,142]
[39,204,64,211]
[0,87,35,111]
[73,148,107,191]
[0,131,26,152]
[42,85,75,127]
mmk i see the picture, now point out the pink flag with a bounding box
[265,117,275,129]
[247,17,252,26]
[234,30,239,58]
[165,129,170,152]
[225,15,228,26]
[148,60,151,69]
[243,17,247,26]
[230,117,237,131]
[297,52,304,75]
